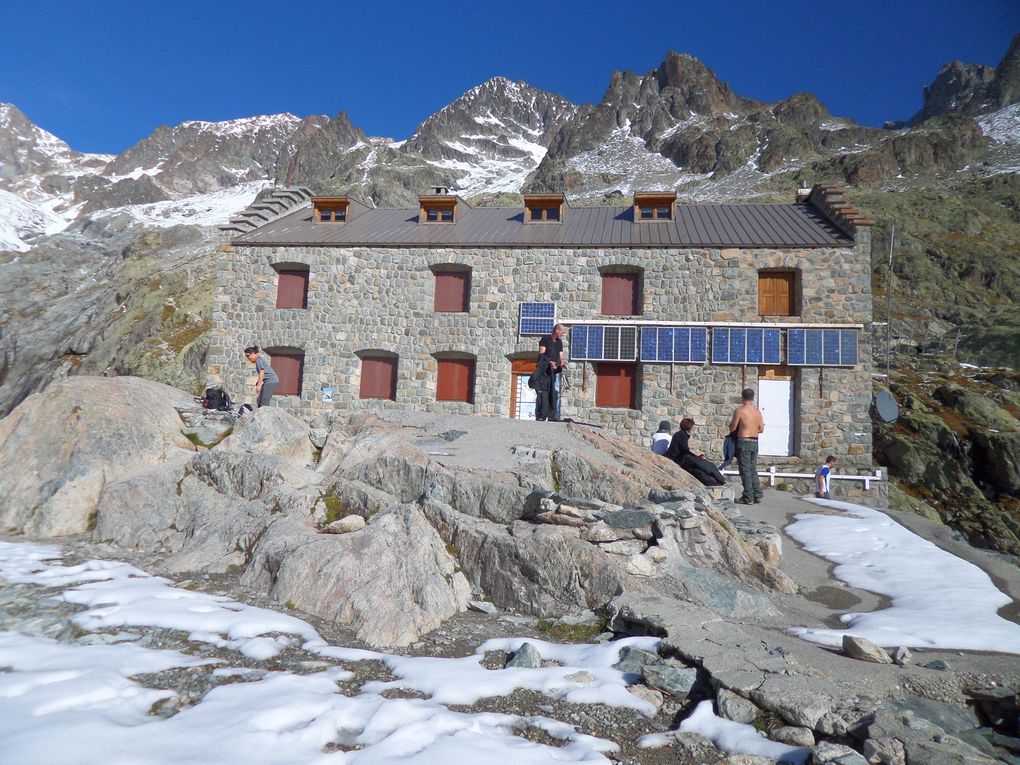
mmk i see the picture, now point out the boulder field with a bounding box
[4,376,1020,762]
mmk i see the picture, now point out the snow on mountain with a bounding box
[977,103,1020,175]
[0,188,67,252]
[89,180,272,229]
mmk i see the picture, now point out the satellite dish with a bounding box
[875,390,899,423]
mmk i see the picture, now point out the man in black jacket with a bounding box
[535,324,567,421]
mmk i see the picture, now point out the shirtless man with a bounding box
[728,387,765,504]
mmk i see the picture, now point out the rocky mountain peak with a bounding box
[652,51,753,116]
[908,32,1020,126]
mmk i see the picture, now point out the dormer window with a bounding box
[313,197,348,223]
[633,192,676,222]
[524,194,565,223]
[419,195,457,224]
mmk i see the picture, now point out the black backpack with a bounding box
[203,387,231,411]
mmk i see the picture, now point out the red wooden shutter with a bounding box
[276,270,308,309]
[269,352,304,396]
[434,271,470,312]
[436,358,475,402]
[360,356,398,400]
[601,272,640,315]
[595,363,635,408]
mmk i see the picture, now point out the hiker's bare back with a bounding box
[729,403,764,438]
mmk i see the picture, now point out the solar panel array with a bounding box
[571,325,638,361]
[710,327,783,365]
[639,327,709,363]
[519,302,556,335]
[787,329,859,366]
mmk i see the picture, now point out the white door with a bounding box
[514,373,538,420]
[758,378,793,456]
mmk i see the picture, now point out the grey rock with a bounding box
[603,509,656,529]
[613,646,660,682]
[0,376,195,536]
[599,539,648,556]
[891,646,912,665]
[886,695,980,736]
[812,742,868,764]
[506,641,542,669]
[841,634,893,664]
[467,600,497,614]
[642,662,699,697]
[924,659,954,671]
[771,726,814,747]
[323,515,365,534]
[215,406,314,465]
[716,688,760,725]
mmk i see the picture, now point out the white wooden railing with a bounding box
[721,466,884,491]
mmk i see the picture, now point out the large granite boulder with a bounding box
[214,407,315,465]
[0,376,194,536]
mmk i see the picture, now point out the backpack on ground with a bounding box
[202,387,231,411]
[236,403,254,417]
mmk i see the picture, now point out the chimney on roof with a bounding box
[431,186,450,196]
[796,181,811,204]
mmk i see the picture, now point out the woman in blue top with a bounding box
[244,345,279,408]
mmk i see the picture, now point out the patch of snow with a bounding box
[0,188,68,251]
[0,540,655,764]
[640,700,809,764]
[89,180,271,228]
[978,103,1020,143]
[177,113,302,138]
[785,498,1020,653]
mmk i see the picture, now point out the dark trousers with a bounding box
[257,382,277,408]
[535,376,558,420]
[737,438,762,502]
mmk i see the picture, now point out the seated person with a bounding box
[650,421,672,455]
[666,418,727,486]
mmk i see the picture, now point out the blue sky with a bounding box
[0,0,1016,155]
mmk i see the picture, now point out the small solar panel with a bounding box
[690,327,707,362]
[787,328,860,366]
[571,325,589,360]
[763,328,782,364]
[712,327,782,365]
[640,327,659,361]
[711,328,730,364]
[519,302,556,336]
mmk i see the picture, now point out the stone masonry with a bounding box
[209,217,873,500]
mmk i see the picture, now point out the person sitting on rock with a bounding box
[666,418,727,486]
[650,421,672,455]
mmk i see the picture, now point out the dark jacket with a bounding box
[719,431,737,470]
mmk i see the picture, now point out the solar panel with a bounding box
[519,302,556,335]
[711,327,782,365]
[639,326,708,363]
[787,329,860,366]
[570,325,636,361]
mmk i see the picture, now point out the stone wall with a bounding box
[208,235,873,496]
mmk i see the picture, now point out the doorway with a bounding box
[758,366,795,456]
[510,358,538,420]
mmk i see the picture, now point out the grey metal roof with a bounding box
[231,201,854,249]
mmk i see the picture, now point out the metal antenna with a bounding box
[886,224,895,379]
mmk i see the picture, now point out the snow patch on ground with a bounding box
[785,498,1020,653]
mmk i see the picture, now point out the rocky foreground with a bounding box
[3,376,1020,763]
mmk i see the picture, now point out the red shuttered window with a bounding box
[359,356,398,400]
[601,272,641,315]
[595,363,636,408]
[267,351,304,397]
[434,270,471,313]
[275,268,309,309]
[436,358,475,403]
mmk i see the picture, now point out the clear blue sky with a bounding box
[1,0,1016,155]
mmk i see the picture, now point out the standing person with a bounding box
[650,421,672,454]
[815,455,837,499]
[729,388,765,504]
[535,323,567,422]
[244,345,279,408]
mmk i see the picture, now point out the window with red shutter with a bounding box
[359,355,398,400]
[595,363,637,408]
[436,358,475,403]
[275,268,309,309]
[601,271,641,315]
[264,349,304,397]
[433,269,471,313]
